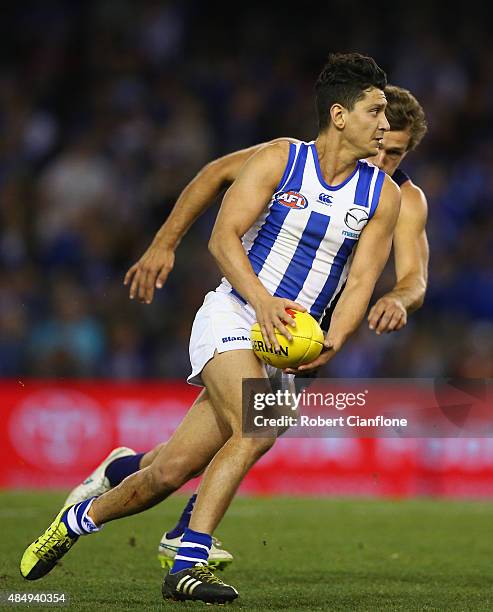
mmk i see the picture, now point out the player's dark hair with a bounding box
[315,52,387,131]
[384,85,428,151]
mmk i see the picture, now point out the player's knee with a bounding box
[149,454,196,493]
[237,435,276,460]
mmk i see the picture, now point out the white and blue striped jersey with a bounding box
[217,140,385,322]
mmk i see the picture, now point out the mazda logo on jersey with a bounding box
[344,207,369,232]
[275,191,308,209]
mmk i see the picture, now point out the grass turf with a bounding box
[0,492,491,610]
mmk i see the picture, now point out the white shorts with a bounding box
[187,290,294,393]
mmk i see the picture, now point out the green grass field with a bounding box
[0,492,491,611]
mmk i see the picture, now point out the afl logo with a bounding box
[275,191,308,209]
[344,207,369,232]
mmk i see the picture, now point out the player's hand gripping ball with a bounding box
[251,309,324,369]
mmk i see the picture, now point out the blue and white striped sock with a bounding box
[61,498,103,538]
[170,528,212,574]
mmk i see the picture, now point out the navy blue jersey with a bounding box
[391,167,410,187]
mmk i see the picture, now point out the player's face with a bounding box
[367,129,411,175]
[345,88,389,158]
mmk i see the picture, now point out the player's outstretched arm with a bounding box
[367,180,429,333]
[208,142,306,351]
[288,176,401,373]
[124,140,291,304]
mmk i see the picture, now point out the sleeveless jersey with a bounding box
[217,140,386,322]
[319,165,411,331]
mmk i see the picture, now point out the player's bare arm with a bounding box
[287,176,401,373]
[208,141,306,352]
[368,179,429,333]
[124,139,294,304]
[123,147,257,304]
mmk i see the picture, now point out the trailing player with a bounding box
[21,53,401,604]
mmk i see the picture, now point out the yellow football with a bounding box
[251,309,324,369]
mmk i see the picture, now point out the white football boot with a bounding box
[158,533,233,571]
[64,447,136,505]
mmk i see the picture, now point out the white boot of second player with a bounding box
[64,447,136,506]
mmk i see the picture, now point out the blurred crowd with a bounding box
[1,1,492,380]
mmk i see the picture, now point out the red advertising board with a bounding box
[1,380,493,497]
